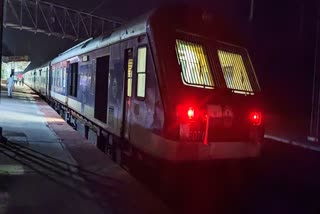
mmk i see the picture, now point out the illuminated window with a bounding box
[217,50,253,92]
[127,60,133,96]
[63,67,67,88]
[175,39,214,88]
[137,47,147,98]
[125,49,133,97]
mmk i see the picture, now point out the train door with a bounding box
[122,48,134,139]
[94,55,110,123]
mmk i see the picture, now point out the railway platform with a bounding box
[0,84,171,214]
[264,112,320,152]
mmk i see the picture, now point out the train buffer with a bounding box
[0,85,171,214]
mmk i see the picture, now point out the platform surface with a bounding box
[0,85,171,214]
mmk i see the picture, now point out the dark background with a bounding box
[2,0,318,121]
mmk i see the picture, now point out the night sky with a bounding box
[2,0,318,118]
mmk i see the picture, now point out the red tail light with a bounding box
[177,104,204,141]
[249,111,262,126]
[176,105,202,122]
[187,107,195,120]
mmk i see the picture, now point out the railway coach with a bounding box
[24,62,50,97]
[24,6,264,164]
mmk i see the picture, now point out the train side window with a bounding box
[136,46,147,98]
[175,39,214,88]
[61,68,64,88]
[57,69,60,87]
[125,49,134,97]
[217,50,253,92]
[63,68,67,88]
[52,68,55,88]
[94,55,110,123]
[54,69,57,89]
[69,62,78,97]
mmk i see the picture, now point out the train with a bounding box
[24,6,264,166]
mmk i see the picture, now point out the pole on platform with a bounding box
[310,5,320,142]
[0,127,7,144]
[0,0,4,99]
[249,0,254,22]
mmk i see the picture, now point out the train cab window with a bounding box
[175,39,214,88]
[217,50,253,93]
[125,49,134,97]
[136,47,147,98]
[69,62,78,97]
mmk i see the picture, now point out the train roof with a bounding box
[51,12,151,65]
[29,6,244,71]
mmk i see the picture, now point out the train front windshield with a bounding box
[173,37,262,143]
[175,39,260,94]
